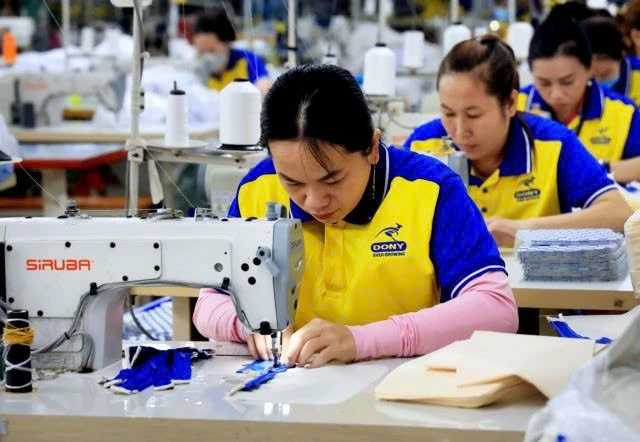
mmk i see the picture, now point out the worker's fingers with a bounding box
[309,346,335,369]
[255,334,271,361]
[283,322,323,366]
[296,336,328,367]
[246,335,259,360]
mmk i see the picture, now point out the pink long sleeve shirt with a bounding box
[192,271,517,360]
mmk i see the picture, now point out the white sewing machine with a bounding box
[0,71,122,127]
[0,206,304,371]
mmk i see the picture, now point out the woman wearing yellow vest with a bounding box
[582,16,640,107]
[517,16,640,184]
[404,36,631,247]
[193,65,518,367]
[193,9,271,94]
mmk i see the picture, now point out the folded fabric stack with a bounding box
[625,210,640,295]
[516,229,628,281]
[375,332,595,408]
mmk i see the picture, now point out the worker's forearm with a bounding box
[611,157,640,184]
[525,193,632,233]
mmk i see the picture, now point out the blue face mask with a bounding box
[600,77,619,89]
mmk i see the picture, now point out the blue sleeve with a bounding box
[430,175,506,302]
[557,133,616,211]
[403,120,447,150]
[247,53,268,82]
[622,108,640,159]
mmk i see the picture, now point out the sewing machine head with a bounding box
[0,209,304,371]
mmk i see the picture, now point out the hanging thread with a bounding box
[3,310,34,392]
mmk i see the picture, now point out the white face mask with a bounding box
[195,52,229,80]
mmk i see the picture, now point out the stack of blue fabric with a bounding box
[516,229,628,281]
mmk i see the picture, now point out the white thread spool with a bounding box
[402,30,424,69]
[363,43,396,96]
[442,24,471,57]
[507,21,534,61]
[164,81,189,148]
[80,27,95,52]
[220,79,261,147]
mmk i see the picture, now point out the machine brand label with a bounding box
[25,259,92,271]
[371,223,407,257]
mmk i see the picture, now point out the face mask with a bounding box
[195,52,229,80]
[599,76,619,89]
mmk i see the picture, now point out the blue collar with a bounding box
[612,58,631,97]
[289,144,391,225]
[468,115,533,185]
[525,81,605,122]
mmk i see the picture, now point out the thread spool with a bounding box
[164,81,189,148]
[219,79,261,148]
[507,22,534,61]
[4,310,33,393]
[80,27,95,52]
[2,32,17,65]
[442,24,471,57]
[363,43,396,96]
[402,31,424,69]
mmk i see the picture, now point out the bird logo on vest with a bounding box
[371,223,408,257]
[514,176,541,202]
[590,127,611,145]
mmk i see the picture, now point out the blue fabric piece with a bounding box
[150,351,172,390]
[235,359,289,392]
[549,320,614,344]
[170,348,193,383]
[106,346,213,394]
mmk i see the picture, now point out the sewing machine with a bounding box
[0,206,304,371]
[0,71,123,127]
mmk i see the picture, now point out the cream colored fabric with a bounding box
[376,331,596,408]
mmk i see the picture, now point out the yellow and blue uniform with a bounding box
[517,81,640,164]
[229,144,505,329]
[404,113,616,220]
[207,48,268,91]
[611,56,640,107]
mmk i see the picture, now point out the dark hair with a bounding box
[436,36,519,106]
[528,16,592,69]
[194,9,236,42]
[260,64,374,171]
[582,16,624,61]
[546,1,595,23]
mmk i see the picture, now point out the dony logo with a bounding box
[514,175,541,202]
[26,259,92,271]
[371,223,408,257]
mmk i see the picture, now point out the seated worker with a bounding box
[582,16,640,106]
[193,65,518,367]
[624,0,640,58]
[404,36,632,246]
[193,8,271,94]
[517,16,640,184]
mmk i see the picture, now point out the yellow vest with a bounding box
[207,58,250,91]
[517,83,634,163]
[237,174,440,328]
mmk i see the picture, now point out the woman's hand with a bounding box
[282,318,356,368]
[246,327,293,361]
[485,217,530,246]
